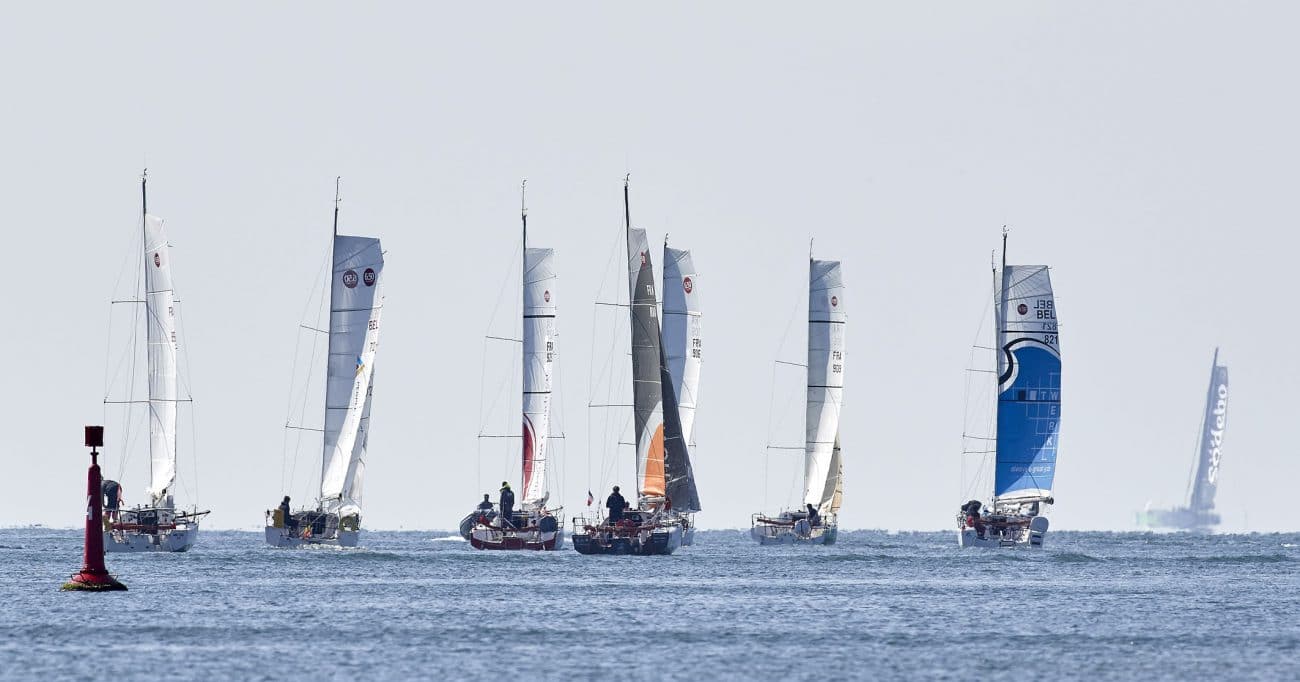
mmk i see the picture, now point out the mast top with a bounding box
[521,179,528,248]
[141,168,148,216]
[1000,225,1008,272]
[332,177,341,238]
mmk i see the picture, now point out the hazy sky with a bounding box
[5,3,1297,532]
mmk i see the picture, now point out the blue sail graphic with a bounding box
[994,265,1060,500]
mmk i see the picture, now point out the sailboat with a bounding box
[751,254,844,545]
[662,237,703,545]
[1138,349,1228,531]
[572,178,700,556]
[102,171,209,553]
[957,233,1060,549]
[465,182,565,550]
[266,180,384,548]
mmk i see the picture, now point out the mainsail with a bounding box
[1187,349,1228,514]
[804,260,845,516]
[626,226,666,500]
[521,247,557,507]
[662,244,702,512]
[321,235,384,516]
[143,214,179,504]
[994,264,1061,502]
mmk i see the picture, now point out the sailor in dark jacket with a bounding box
[499,482,515,528]
[279,496,297,532]
[606,486,627,524]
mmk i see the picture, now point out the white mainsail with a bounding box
[663,245,701,448]
[321,235,384,516]
[804,259,845,515]
[521,247,557,507]
[143,214,179,504]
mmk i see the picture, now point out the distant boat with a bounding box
[572,178,698,556]
[751,254,844,545]
[1138,349,1228,531]
[102,171,209,553]
[662,237,703,545]
[463,182,565,551]
[957,232,1059,549]
[266,180,384,548]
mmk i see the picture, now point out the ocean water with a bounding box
[2,528,1298,681]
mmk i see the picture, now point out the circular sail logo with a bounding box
[363,268,376,287]
[342,270,359,288]
[830,295,838,308]
[683,277,693,294]
[640,251,647,266]
[543,290,551,302]
[1017,303,1028,315]
[153,253,161,268]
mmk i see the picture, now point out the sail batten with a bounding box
[993,264,1060,501]
[521,247,556,506]
[321,235,384,515]
[143,214,179,504]
[804,260,845,516]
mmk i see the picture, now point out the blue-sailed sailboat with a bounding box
[959,233,1060,548]
[1138,349,1229,531]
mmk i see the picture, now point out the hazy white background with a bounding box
[3,3,1295,531]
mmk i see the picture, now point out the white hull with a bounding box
[264,526,360,548]
[956,516,1048,549]
[750,523,837,546]
[104,523,199,553]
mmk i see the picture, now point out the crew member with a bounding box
[477,494,493,511]
[279,496,297,533]
[606,485,627,524]
[499,482,515,528]
[102,479,121,522]
[806,503,821,527]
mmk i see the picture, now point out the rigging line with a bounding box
[485,335,522,343]
[299,324,329,334]
[283,239,331,496]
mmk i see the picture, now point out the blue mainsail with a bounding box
[994,264,1061,500]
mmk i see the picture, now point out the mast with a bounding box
[141,168,150,485]
[324,177,339,499]
[521,179,528,249]
[992,228,1006,504]
[520,178,527,493]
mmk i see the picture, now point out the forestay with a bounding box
[804,260,845,516]
[994,264,1061,502]
[522,247,556,507]
[143,214,179,504]
[321,235,384,516]
[1188,349,1228,514]
[626,228,666,499]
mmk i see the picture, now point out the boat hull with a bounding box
[749,523,837,546]
[957,516,1048,549]
[572,525,681,556]
[264,526,360,548]
[469,527,563,551]
[104,523,199,553]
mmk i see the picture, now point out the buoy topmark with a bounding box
[62,426,126,592]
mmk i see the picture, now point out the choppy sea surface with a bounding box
[2,528,1298,680]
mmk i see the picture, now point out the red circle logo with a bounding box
[830,295,838,307]
[1017,303,1028,315]
[640,251,647,266]
[343,270,358,288]
[153,253,161,267]
[683,277,693,294]
[543,290,551,302]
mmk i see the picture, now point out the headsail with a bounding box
[626,227,666,500]
[662,244,702,512]
[994,264,1061,502]
[804,260,845,516]
[521,247,557,507]
[143,214,179,504]
[1187,349,1228,514]
[321,235,384,516]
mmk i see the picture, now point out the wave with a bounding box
[431,536,465,543]
[1051,552,1102,563]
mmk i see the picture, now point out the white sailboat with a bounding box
[1138,349,1228,531]
[466,182,565,550]
[102,171,209,553]
[957,232,1060,549]
[266,180,384,548]
[751,254,844,545]
[662,237,703,545]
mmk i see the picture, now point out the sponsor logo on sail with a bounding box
[343,270,358,288]
[355,355,365,377]
[1018,303,1028,315]
[543,290,551,302]
[363,268,376,286]
[830,295,838,308]
[1206,383,1228,484]
[683,277,693,294]
[154,253,161,267]
[640,251,647,266]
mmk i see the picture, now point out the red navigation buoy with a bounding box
[62,426,127,592]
